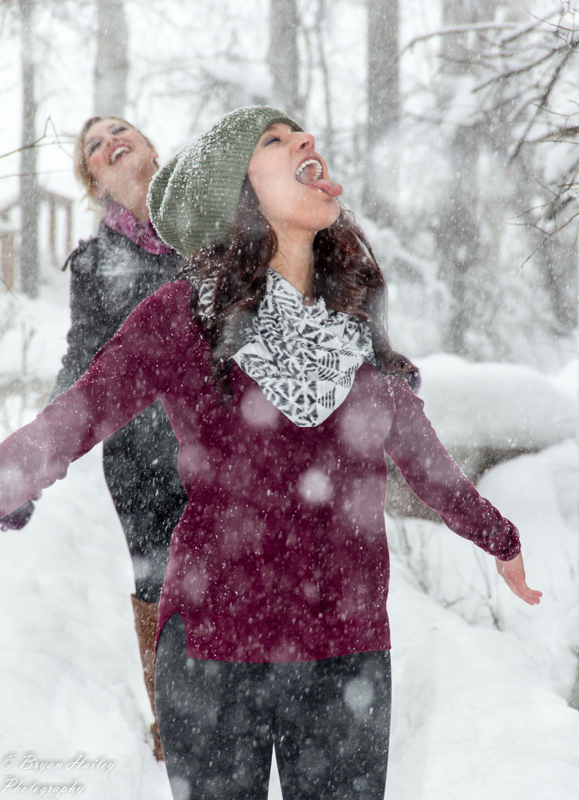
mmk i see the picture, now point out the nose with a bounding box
[293,131,315,151]
[101,133,116,151]
[103,129,123,146]
[104,131,124,155]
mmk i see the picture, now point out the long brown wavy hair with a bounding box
[180,177,418,390]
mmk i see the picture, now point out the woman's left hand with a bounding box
[0,499,35,531]
[495,552,542,605]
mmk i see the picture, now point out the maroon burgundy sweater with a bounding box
[0,281,520,662]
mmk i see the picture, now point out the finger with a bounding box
[503,574,542,605]
[508,579,542,605]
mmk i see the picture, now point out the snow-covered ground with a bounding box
[0,445,172,800]
[386,440,579,799]
[0,274,578,799]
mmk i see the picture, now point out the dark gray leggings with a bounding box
[155,614,391,800]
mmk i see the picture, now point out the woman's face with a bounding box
[83,118,159,202]
[248,123,342,237]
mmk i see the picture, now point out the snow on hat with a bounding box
[148,106,302,257]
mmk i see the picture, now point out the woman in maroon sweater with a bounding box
[0,107,540,799]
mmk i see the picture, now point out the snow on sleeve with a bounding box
[415,354,577,450]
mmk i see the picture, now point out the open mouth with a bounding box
[295,158,323,185]
[110,145,130,164]
[295,156,343,198]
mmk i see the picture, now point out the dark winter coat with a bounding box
[0,281,521,663]
[50,222,188,601]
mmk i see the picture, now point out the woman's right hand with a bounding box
[495,552,542,606]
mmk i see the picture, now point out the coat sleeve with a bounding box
[0,282,195,518]
[49,239,112,402]
[384,376,521,560]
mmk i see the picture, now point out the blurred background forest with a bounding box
[0,0,577,368]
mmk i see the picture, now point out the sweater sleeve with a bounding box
[384,376,521,561]
[0,281,194,518]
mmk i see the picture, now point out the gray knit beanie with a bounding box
[148,106,302,257]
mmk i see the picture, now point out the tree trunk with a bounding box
[436,0,496,355]
[436,124,481,356]
[367,0,399,147]
[442,0,503,65]
[364,0,400,226]
[540,238,578,333]
[19,0,39,299]
[94,0,129,117]
[269,0,300,119]
[314,0,334,164]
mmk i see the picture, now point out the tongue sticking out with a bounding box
[307,178,343,197]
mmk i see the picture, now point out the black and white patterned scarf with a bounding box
[197,270,375,427]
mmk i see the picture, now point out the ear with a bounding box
[93,184,107,201]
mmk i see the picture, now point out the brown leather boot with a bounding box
[132,596,164,761]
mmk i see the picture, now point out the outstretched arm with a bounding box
[0,282,194,518]
[385,376,541,604]
[496,553,542,605]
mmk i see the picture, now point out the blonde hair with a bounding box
[73,116,156,198]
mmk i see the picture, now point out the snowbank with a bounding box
[415,353,577,450]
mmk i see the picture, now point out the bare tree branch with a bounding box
[399,21,519,60]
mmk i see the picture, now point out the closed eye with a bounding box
[263,135,281,146]
[111,125,128,135]
[86,139,100,156]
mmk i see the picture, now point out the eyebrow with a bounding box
[86,121,127,141]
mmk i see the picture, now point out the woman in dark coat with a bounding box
[1,116,187,759]
[0,106,541,798]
